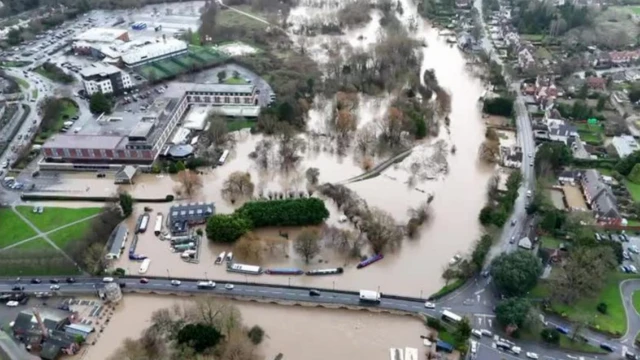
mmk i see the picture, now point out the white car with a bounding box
[225,284,234,290]
[6,301,18,307]
[526,352,538,359]
[49,285,60,290]
[424,302,435,309]
[470,340,477,354]
[170,280,181,286]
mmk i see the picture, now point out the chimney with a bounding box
[32,308,47,338]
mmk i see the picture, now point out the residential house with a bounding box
[12,308,80,360]
[518,48,535,70]
[609,50,640,65]
[501,146,522,168]
[546,118,578,145]
[558,170,579,185]
[585,76,606,91]
[611,135,639,158]
[580,169,621,225]
[518,237,532,250]
[455,0,471,8]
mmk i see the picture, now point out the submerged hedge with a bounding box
[206,198,330,242]
[237,198,329,227]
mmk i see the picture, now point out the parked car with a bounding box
[50,285,60,290]
[225,284,234,290]
[526,352,539,359]
[424,302,436,309]
[12,285,24,291]
[31,278,41,284]
[65,277,76,283]
[6,301,19,307]
[309,289,321,296]
[170,280,181,286]
[49,279,59,284]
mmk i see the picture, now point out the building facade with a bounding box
[185,84,259,106]
[80,63,132,96]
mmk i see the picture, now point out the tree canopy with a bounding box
[206,214,252,243]
[490,251,542,297]
[89,91,112,114]
[237,198,329,228]
[176,323,222,353]
[495,297,531,330]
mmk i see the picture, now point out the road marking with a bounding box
[474,289,485,295]
[477,317,483,326]
[488,319,492,327]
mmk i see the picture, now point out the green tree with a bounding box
[247,325,265,345]
[550,246,616,303]
[628,163,640,184]
[490,251,542,297]
[206,214,252,243]
[176,160,186,172]
[495,297,531,330]
[453,316,472,352]
[176,323,222,353]
[534,142,572,177]
[167,162,178,174]
[596,96,606,111]
[478,206,493,225]
[89,92,112,114]
[118,192,133,218]
[482,96,514,117]
[470,234,494,272]
[540,328,560,344]
[237,198,330,227]
[577,83,588,99]
[6,28,22,45]
[217,70,226,83]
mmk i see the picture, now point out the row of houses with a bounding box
[559,169,621,225]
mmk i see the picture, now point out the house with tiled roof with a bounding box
[580,169,621,225]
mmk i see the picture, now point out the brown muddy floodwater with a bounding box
[35,2,492,298]
[77,295,427,360]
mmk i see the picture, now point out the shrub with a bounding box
[597,302,607,314]
[247,325,265,345]
[540,328,560,344]
[206,214,252,243]
[237,198,329,227]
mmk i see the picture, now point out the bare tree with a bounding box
[198,4,218,43]
[355,123,377,155]
[221,171,255,203]
[361,207,404,254]
[206,113,229,147]
[277,123,305,171]
[377,106,405,147]
[305,167,320,186]
[294,227,321,263]
[177,170,203,198]
[406,194,435,238]
[233,233,264,263]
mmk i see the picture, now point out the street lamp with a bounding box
[166,269,171,279]
[288,277,291,286]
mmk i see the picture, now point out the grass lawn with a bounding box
[10,76,29,89]
[218,6,268,30]
[31,88,37,98]
[0,208,37,248]
[531,273,635,336]
[0,239,81,276]
[0,60,30,67]
[36,98,77,140]
[227,119,256,131]
[429,278,466,300]
[224,77,248,85]
[626,180,640,202]
[35,65,74,84]
[535,47,552,60]
[15,206,101,233]
[520,328,606,354]
[188,31,201,46]
[541,236,563,249]
[521,34,545,41]
[13,237,50,250]
[48,221,93,249]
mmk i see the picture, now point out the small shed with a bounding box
[115,165,138,184]
[64,323,94,339]
[518,237,532,250]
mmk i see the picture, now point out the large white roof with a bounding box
[75,27,128,43]
[121,38,187,65]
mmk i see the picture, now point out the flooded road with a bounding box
[34,0,492,297]
[79,295,426,360]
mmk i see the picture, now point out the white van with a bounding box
[102,277,114,283]
[470,340,477,354]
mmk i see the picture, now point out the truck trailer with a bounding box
[359,290,381,303]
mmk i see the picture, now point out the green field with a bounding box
[540,236,562,249]
[227,119,256,132]
[137,46,227,81]
[0,208,37,248]
[225,77,248,85]
[532,273,633,336]
[48,221,93,249]
[15,206,101,233]
[575,122,603,145]
[10,76,29,89]
[0,60,31,67]
[633,291,640,314]
[626,180,640,202]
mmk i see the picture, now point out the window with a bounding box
[224,97,230,104]
[234,97,240,104]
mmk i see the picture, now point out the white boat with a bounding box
[138,258,151,274]
[215,251,226,265]
[225,252,233,262]
[449,254,461,265]
[389,348,404,360]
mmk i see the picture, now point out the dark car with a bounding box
[118,282,126,288]
[65,277,76,283]
[49,279,59,284]
[96,173,106,178]
[309,289,321,296]
[31,278,41,284]
[600,343,615,352]
[12,285,24,291]
[626,352,638,360]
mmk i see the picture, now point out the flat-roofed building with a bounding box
[80,62,132,95]
[74,28,130,43]
[185,84,259,106]
[122,37,187,67]
[612,135,639,158]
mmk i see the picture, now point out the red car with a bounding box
[139,278,149,284]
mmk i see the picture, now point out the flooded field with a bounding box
[30,0,493,297]
[78,294,426,360]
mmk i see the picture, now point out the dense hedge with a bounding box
[20,194,174,202]
[206,198,330,243]
[237,198,330,228]
[206,214,252,243]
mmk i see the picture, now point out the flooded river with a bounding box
[34,0,492,297]
[78,295,426,360]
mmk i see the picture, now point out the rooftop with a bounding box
[74,27,128,43]
[121,38,187,65]
[106,223,128,255]
[80,62,122,79]
[43,134,124,150]
[187,83,256,94]
[612,135,639,158]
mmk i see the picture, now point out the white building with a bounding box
[74,27,130,43]
[612,135,639,158]
[80,63,132,96]
[121,37,188,67]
